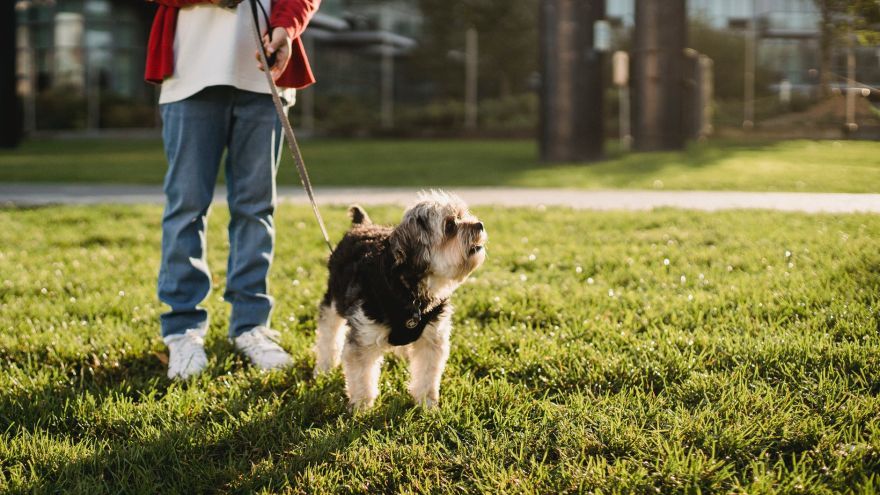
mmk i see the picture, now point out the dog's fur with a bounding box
[313,191,487,409]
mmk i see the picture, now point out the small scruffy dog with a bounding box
[313,191,487,409]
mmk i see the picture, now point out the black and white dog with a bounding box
[313,191,487,409]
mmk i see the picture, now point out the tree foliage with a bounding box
[815,0,880,44]
[813,0,880,94]
[688,21,776,100]
[849,0,880,44]
[409,0,539,100]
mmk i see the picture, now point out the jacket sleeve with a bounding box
[270,0,320,40]
[147,0,213,7]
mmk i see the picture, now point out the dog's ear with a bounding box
[390,216,430,275]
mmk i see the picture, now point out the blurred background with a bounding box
[1,0,879,162]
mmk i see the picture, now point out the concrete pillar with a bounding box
[300,34,316,133]
[632,0,686,151]
[464,27,478,130]
[54,13,85,90]
[380,46,394,129]
[845,35,857,133]
[1,0,23,147]
[743,0,756,129]
[539,0,605,163]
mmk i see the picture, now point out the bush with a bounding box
[478,94,538,132]
[35,86,86,130]
[313,94,379,136]
[396,99,466,132]
[34,88,158,130]
[100,95,156,128]
[311,93,539,136]
[689,19,776,100]
[394,94,538,135]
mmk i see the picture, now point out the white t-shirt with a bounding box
[159,0,295,105]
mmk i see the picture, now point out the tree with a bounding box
[688,20,775,101]
[632,0,687,151]
[410,0,539,100]
[848,0,880,44]
[815,0,880,96]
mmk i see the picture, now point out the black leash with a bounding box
[246,0,334,254]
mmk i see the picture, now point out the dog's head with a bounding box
[390,190,487,286]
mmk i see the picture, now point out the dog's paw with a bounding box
[312,361,336,377]
[348,397,376,412]
[409,385,440,409]
[410,391,439,409]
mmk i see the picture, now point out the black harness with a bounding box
[388,298,447,346]
[369,256,448,346]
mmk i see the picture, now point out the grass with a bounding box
[0,203,878,493]
[1,138,879,192]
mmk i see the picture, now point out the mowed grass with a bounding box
[1,138,879,192]
[1,204,879,493]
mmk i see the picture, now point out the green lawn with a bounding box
[1,204,878,493]
[1,138,878,192]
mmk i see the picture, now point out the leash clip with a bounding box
[406,300,420,329]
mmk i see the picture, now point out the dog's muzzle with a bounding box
[469,223,487,256]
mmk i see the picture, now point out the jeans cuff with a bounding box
[161,309,210,338]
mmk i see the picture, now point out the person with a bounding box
[144,0,320,379]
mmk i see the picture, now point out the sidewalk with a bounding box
[1,184,878,213]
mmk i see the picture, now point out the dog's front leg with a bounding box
[407,316,451,409]
[342,339,385,410]
[313,302,347,376]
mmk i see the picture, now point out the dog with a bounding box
[312,191,487,409]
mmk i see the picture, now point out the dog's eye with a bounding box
[445,217,457,236]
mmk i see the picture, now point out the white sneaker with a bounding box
[233,326,293,370]
[164,328,209,380]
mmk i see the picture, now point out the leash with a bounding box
[247,0,334,253]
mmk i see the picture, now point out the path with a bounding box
[1,184,877,213]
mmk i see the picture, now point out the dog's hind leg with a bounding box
[406,315,452,409]
[313,301,347,376]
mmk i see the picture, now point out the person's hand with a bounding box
[256,27,291,80]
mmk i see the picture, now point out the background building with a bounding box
[13,0,880,135]
[15,0,155,130]
[608,0,880,95]
[14,0,419,132]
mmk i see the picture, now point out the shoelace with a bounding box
[169,329,204,346]
[248,326,282,343]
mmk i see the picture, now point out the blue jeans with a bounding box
[158,86,283,338]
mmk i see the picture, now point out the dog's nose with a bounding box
[475,222,484,232]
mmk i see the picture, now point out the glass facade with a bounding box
[318,0,345,17]
[607,0,820,31]
[690,0,753,29]
[16,0,156,130]
[344,0,422,37]
[15,0,876,131]
[16,0,151,100]
[14,0,420,131]
[606,0,879,93]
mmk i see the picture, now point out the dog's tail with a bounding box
[348,205,372,226]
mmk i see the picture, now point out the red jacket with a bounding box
[145,0,319,89]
